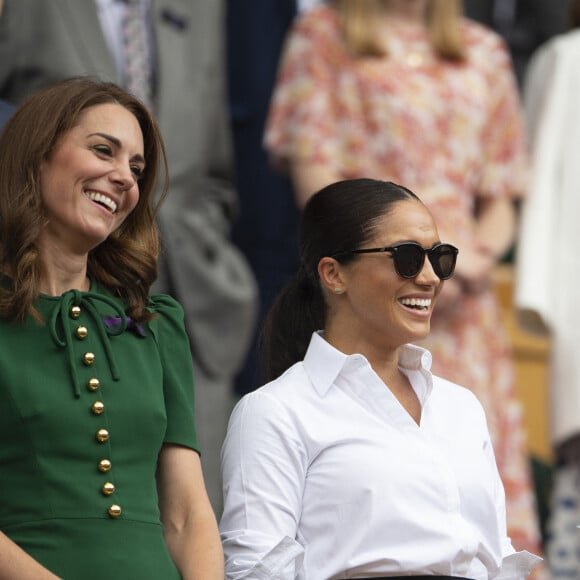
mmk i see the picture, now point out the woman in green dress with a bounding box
[0,78,224,579]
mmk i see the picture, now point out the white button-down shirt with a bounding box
[220,332,541,579]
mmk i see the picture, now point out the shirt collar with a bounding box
[303,331,434,397]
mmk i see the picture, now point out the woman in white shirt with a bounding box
[220,178,541,580]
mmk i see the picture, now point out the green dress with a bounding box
[0,279,199,579]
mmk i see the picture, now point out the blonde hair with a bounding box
[332,0,465,61]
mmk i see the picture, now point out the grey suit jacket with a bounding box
[0,0,257,378]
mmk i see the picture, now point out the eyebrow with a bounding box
[89,132,146,165]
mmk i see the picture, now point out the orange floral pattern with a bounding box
[266,6,540,553]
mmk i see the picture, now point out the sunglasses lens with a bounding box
[391,243,458,279]
[393,244,425,278]
[431,245,458,280]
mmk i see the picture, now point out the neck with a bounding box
[39,272,90,296]
[38,241,90,296]
[324,322,403,378]
[381,0,429,24]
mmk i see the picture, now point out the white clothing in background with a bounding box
[515,29,580,446]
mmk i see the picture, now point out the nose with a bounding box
[415,255,440,286]
[110,161,136,190]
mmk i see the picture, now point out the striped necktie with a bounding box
[121,0,154,111]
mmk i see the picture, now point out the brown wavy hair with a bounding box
[0,77,169,322]
[332,0,466,61]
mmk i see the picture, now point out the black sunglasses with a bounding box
[339,242,458,280]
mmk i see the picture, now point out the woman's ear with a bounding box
[318,257,346,296]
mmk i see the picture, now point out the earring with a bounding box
[334,287,343,294]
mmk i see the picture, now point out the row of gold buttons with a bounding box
[72,304,121,519]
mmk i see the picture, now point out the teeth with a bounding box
[400,298,431,309]
[86,191,117,213]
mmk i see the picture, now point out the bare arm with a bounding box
[289,159,340,209]
[420,196,517,314]
[157,444,224,580]
[474,196,516,259]
[0,532,61,580]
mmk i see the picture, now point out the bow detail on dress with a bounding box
[49,289,128,398]
[103,315,146,338]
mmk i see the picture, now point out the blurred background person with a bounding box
[264,0,541,554]
[226,0,301,397]
[225,0,324,399]
[515,0,580,575]
[287,1,574,85]
[0,0,258,513]
[463,0,572,85]
[0,77,222,580]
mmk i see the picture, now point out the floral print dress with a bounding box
[265,5,540,553]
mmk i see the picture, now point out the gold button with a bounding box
[96,428,109,443]
[98,459,111,473]
[70,305,81,319]
[83,352,95,366]
[92,401,105,415]
[87,378,100,392]
[102,482,115,496]
[75,325,88,339]
[108,504,122,518]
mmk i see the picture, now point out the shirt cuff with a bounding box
[494,550,543,579]
[228,536,304,580]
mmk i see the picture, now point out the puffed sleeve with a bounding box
[220,390,307,579]
[148,294,199,453]
[264,7,345,174]
[475,29,528,199]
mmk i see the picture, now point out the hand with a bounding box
[453,243,495,295]
[433,277,462,316]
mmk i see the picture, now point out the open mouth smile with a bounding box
[86,190,118,214]
[399,297,431,311]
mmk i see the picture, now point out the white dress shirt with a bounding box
[220,332,541,579]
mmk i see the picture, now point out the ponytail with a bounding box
[261,267,325,382]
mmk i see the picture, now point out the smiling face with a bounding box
[38,103,145,255]
[325,199,444,354]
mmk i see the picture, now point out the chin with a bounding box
[408,324,431,343]
[82,231,113,251]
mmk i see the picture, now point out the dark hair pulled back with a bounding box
[261,178,420,382]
